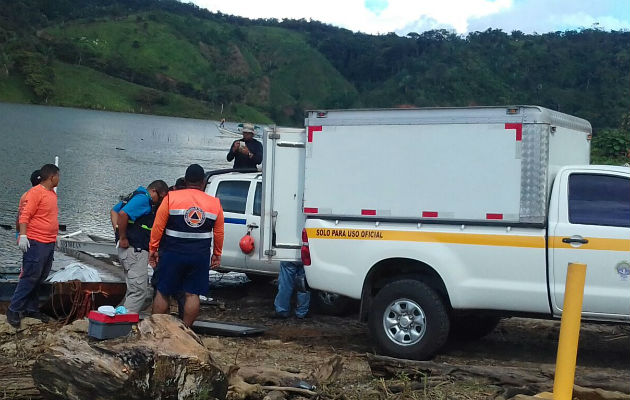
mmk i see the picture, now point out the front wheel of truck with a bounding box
[368,279,449,360]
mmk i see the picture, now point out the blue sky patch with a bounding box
[365,0,388,15]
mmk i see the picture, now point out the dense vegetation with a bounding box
[1,0,628,163]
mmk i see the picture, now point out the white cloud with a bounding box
[189,0,629,35]
[191,0,512,34]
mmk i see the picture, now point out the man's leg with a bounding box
[7,240,47,325]
[179,252,210,327]
[273,261,296,317]
[152,290,170,314]
[182,293,200,327]
[122,249,149,313]
[24,242,54,321]
[295,264,310,318]
[152,251,182,316]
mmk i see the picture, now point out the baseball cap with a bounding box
[185,164,205,183]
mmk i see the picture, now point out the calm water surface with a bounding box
[0,102,241,271]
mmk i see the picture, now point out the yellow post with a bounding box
[553,262,587,400]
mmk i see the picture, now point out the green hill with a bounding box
[0,0,629,164]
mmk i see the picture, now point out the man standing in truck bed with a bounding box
[149,164,224,327]
[226,123,263,169]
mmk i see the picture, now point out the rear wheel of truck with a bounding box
[369,279,449,360]
[312,290,355,316]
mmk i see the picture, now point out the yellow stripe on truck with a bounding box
[306,228,545,248]
[306,228,630,251]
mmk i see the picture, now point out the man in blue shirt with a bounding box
[110,180,168,313]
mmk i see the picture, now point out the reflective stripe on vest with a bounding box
[165,229,213,239]
[160,189,222,254]
[169,209,218,220]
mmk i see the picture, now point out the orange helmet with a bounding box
[239,233,255,254]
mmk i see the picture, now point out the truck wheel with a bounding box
[369,279,449,360]
[449,315,501,342]
[312,290,355,316]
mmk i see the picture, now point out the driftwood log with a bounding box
[227,355,343,399]
[32,314,227,400]
[367,354,630,395]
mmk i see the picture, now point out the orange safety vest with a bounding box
[159,189,222,254]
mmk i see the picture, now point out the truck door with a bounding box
[259,127,306,262]
[549,169,630,319]
[212,178,251,269]
[244,180,277,274]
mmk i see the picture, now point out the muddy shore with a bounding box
[1,278,629,399]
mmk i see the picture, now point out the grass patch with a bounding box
[0,75,35,103]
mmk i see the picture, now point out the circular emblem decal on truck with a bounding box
[184,207,206,228]
[616,262,630,281]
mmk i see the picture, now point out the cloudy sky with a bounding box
[190,0,628,35]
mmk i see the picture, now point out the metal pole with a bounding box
[553,262,587,400]
[54,156,59,193]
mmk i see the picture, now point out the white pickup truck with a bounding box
[206,106,630,360]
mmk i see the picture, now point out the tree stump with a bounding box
[32,314,227,400]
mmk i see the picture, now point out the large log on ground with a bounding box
[367,354,630,395]
[32,314,227,400]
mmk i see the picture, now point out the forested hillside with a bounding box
[1,0,628,162]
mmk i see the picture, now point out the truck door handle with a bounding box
[247,223,259,229]
[562,237,588,244]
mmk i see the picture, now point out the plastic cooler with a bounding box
[88,311,139,339]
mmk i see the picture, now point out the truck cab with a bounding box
[204,170,273,275]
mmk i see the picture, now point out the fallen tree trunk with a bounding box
[0,357,41,400]
[367,354,630,394]
[32,314,227,400]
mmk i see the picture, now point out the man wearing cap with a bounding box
[226,122,263,169]
[148,164,224,327]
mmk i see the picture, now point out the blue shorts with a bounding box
[155,250,210,296]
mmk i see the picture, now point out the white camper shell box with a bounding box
[303,106,591,225]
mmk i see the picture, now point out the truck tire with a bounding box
[368,279,449,360]
[312,290,355,316]
[449,315,501,342]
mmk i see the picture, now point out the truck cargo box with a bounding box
[303,106,591,225]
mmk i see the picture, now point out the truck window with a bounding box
[568,174,630,228]
[253,182,262,216]
[215,181,250,214]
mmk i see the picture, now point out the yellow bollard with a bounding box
[553,262,587,400]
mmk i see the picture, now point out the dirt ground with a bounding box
[1,278,629,399]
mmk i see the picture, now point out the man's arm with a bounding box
[110,209,119,232]
[250,140,263,165]
[19,189,41,231]
[117,210,130,248]
[213,207,224,257]
[227,140,239,162]
[149,195,169,253]
[148,195,169,267]
[210,205,224,269]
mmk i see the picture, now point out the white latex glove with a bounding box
[18,235,30,253]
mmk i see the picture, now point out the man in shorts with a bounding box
[148,164,224,327]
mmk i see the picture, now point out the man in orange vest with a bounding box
[148,164,224,327]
